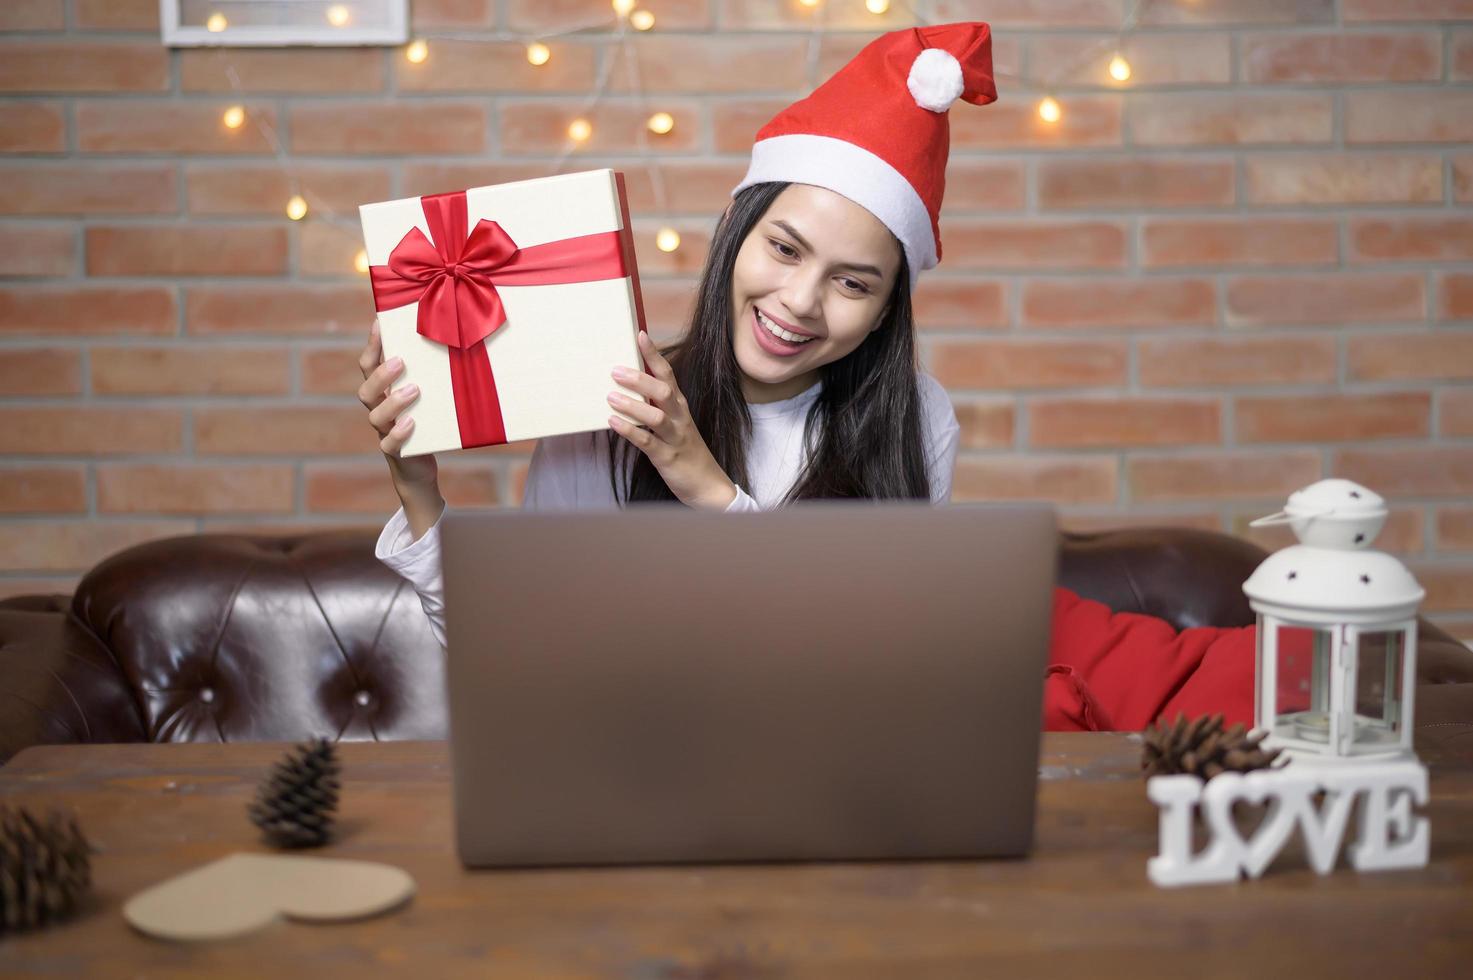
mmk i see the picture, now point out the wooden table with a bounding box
[1,733,1470,979]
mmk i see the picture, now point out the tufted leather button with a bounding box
[354,690,371,707]
[199,687,215,704]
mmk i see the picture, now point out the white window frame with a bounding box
[160,0,409,47]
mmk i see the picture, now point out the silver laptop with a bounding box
[441,502,1057,868]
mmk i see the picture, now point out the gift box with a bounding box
[359,169,649,457]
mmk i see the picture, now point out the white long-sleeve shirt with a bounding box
[376,373,961,647]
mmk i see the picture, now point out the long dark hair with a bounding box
[608,181,931,504]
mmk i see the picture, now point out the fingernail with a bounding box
[607,391,625,405]
[637,331,651,345]
[611,366,634,381]
[403,383,419,397]
[388,357,403,370]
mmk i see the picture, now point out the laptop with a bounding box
[440,502,1057,868]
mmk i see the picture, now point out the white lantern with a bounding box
[1243,479,1424,762]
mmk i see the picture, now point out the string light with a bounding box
[286,195,308,221]
[526,42,551,66]
[354,250,370,275]
[866,0,890,12]
[206,12,227,32]
[1108,53,1132,82]
[568,118,593,142]
[326,5,351,27]
[1037,96,1062,123]
[221,105,245,129]
[405,39,428,64]
[630,10,655,30]
[647,112,674,135]
[798,0,821,7]
[612,0,636,16]
[655,228,680,253]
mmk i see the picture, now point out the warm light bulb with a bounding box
[286,195,308,221]
[326,5,351,27]
[354,250,370,275]
[631,10,655,30]
[568,118,592,142]
[526,42,551,66]
[222,105,245,129]
[798,0,821,7]
[647,112,674,135]
[1038,96,1062,123]
[206,12,227,32]
[655,228,680,253]
[405,39,428,64]
[612,0,636,16]
[866,0,889,12]
[1108,54,1132,82]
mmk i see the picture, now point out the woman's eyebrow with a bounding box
[770,220,884,278]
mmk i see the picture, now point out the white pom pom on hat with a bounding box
[732,23,997,288]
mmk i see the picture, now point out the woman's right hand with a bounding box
[359,321,445,538]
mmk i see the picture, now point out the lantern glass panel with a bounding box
[1273,624,1333,743]
[1352,629,1405,747]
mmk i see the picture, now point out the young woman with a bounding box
[360,23,1260,733]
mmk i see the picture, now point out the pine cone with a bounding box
[1141,713,1283,780]
[248,738,340,848]
[0,806,93,934]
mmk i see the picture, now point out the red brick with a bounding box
[1243,154,1442,205]
[1348,332,1473,382]
[413,0,497,27]
[74,0,159,30]
[0,408,183,455]
[1236,393,1430,443]
[626,162,749,213]
[1032,34,1231,86]
[1238,506,1423,555]
[1444,388,1473,437]
[305,463,499,513]
[78,102,277,155]
[0,286,175,336]
[1455,30,1473,80]
[0,103,64,154]
[91,346,292,396]
[713,100,785,155]
[0,0,64,30]
[1225,274,1424,327]
[1347,92,1473,144]
[1456,156,1473,203]
[0,349,80,396]
[0,164,178,215]
[289,103,485,155]
[397,40,596,92]
[0,223,75,277]
[942,160,1028,212]
[953,456,1118,505]
[299,223,366,279]
[1343,1,1473,22]
[951,96,1122,150]
[927,339,1127,389]
[181,49,386,94]
[0,521,194,573]
[912,280,1009,330]
[1437,506,1473,550]
[98,465,295,515]
[607,36,809,93]
[931,0,1124,28]
[1411,562,1473,614]
[1039,158,1234,210]
[186,286,370,338]
[952,400,1016,449]
[1334,447,1473,497]
[1142,218,1338,269]
[500,100,700,155]
[943,221,1126,271]
[1440,274,1473,320]
[1351,218,1473,263]
[1241,32,1442,82]
[1132,93,1332,146]
[1142,0,1335,24]
[301,346,364,396]
[1023,279,1215,329]
[638,280,699,339]
[195,406,374,455]
[508,0,707,31]
[1130,452,1322,502]
[724,0,921,30]
[1139,336,1338,388]
[86,225,288,277]
[0,42,167,93]
[631,221,712,278]
[186,164,392,217]
[1031,397,1221,448]
[0,466,85,514]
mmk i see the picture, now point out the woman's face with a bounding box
[728,184,903,404]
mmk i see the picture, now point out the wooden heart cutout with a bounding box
[124,853,415,942]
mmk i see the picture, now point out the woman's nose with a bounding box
[778,269,822,320]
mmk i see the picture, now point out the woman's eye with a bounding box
[769,240,798,259]
[839,277,869,295]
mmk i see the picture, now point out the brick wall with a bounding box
[1,0,1470,638]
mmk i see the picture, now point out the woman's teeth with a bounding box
[757,310,814,344]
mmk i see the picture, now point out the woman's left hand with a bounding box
[608,332,738,511]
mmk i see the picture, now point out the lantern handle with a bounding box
[1249,507,1334,528]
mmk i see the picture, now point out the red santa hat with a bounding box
[732,23,997,290]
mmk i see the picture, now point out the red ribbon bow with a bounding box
[368,189,629,446]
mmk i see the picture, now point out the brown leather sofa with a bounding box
[2,525,1471,765]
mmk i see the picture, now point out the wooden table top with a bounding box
[1,732,1470,979]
